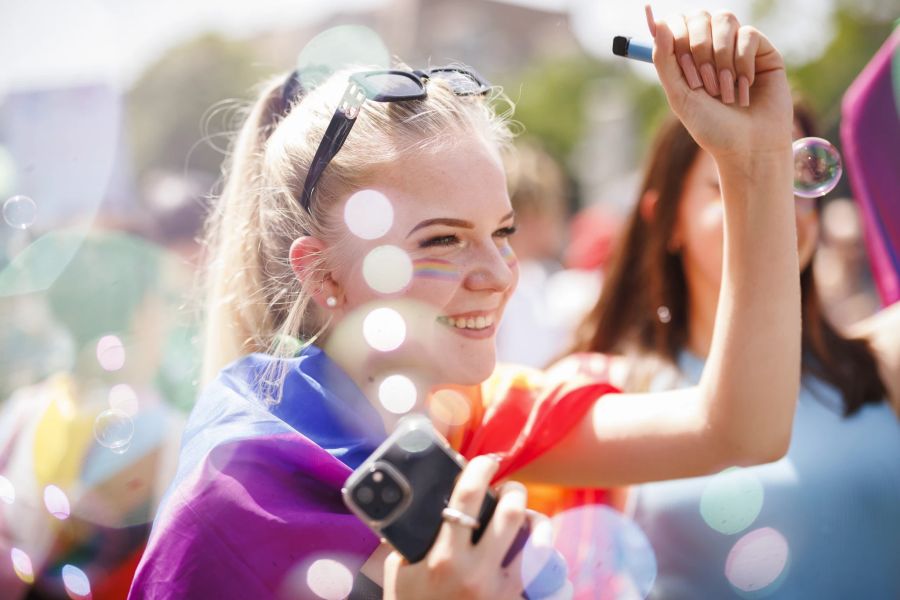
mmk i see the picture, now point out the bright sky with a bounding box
[0,0,838,94]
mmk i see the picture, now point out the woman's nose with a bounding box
[463,244,516,293]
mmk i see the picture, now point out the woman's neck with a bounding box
[322,337,435,434]
[684,276,719,359]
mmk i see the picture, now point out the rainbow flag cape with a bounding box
[841,27,900,306]
[129,347,616,598]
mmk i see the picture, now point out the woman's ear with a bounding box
[639,189,660,223]
[289,236,343,310]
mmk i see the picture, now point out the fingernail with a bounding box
[484,452,505,464]
[738,75,750,107]
[719,69,735,104]
[700,63,720,96]
[679,54,703,89]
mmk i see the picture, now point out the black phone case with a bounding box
[343,415,497,563]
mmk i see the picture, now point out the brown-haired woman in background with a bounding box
[564,107,900,598]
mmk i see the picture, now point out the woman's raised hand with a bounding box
[646,4,793,160]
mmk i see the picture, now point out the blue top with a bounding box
[630,351,900,599]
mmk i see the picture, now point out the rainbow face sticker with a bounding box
[412,258,462,281]
[499,244,518,269]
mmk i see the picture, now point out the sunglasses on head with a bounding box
[285,66,491,213]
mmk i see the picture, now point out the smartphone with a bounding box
[342,414,497,563]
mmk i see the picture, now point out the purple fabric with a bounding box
[841,28,900,306]
[128,349,384,599]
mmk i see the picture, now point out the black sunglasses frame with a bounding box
[297,66,491,213]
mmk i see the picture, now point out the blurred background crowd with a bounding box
[0,0,897,598]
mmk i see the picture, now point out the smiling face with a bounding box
[324,135,518,385]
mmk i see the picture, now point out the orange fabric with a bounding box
[429,356,619,515]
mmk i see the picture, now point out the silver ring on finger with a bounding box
[441,507,480,530]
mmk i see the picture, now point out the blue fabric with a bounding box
[631,351,900,599]
[181,345,386,472]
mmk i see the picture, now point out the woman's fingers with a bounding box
[667,14,703,91]
[686,11,719,96]
[735,25,761,107]
[434,455,499,551]
[712,11,740,104]
[476,481,528,569]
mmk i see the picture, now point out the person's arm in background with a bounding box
[516,7,800,488]
[850,301,900,414]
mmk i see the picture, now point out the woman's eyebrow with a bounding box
[406,210,515,238]
[407,218,474,237]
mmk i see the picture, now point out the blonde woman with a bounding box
[130,8,802,599]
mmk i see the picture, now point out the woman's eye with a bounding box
[494,226,517,238]
[419,234,461,248]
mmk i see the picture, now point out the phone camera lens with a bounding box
[356,486,374,504]
[381,486,401,504]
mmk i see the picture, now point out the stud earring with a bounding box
[325,296,338,308]
[656,305,672,324]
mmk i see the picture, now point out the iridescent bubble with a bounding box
[108,383,139,416]
[61,564,91,599]
[363,245,413,294]
[10,548,34,584]
[296,26,390,90]
[793,137,842,198]
[44,484,71,520]
[3,195,37,229]
[0,146,16,198]
[362,308,406,352]
[428,389,472,427]
[378,374,417,414]
[306,558,354,600]
[543,505,656,598]
[725,527,790,594]
[700,467,764,535]
[0,474,14,504]
[94,409,134,453]
[344,189,393,240]
[274,333,303,357]
[95,334,125,371]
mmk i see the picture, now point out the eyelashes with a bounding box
[417,226,517,249]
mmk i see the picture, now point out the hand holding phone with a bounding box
[343,415,571,599]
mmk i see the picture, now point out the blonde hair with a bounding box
[200,66,514,385]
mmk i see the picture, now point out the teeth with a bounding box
[439,315,494,330]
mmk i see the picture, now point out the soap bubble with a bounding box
[344,189,394,240]
[532,505,657,598]
[725,527,790,595]
[62,564,91,599]
[44,484,71,519]
[362,307,406,351]
[10,548,34,584]
[3,195,36,229]
[108,383,139,417]
[378,374,417,414]
[94,409,134,453]
[306,558,354,600]
[0,475,14,504]
[363,245,413,294]
[699,467,764,535]
[96,334,125,371]
[793,137,842,198]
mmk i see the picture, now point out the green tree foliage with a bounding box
[127,34,266,179]
[790,9,896,127]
